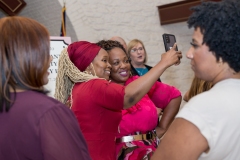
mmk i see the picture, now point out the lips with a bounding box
[105,70,111,75]
[119,70,129,77]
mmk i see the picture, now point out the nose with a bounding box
[186,47,193,59]
[120,61,127,68]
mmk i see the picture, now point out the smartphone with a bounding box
[162,33,178,52]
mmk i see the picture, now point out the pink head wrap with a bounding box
[67,41,101,71]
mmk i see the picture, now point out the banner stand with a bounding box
[44,36,71,97]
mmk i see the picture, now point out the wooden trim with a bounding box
[158,0,221,25]
[0,0,26,16]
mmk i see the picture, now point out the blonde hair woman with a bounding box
[183,76,213,102]
[128,39,161,82]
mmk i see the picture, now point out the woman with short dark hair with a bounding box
[152,1,240,159]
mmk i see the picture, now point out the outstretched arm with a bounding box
[151,118,209,160]
[123,44,182,109]
[156,96,182,138]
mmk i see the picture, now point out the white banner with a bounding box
[45,36,71,97]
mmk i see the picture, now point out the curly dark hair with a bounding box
[188,0,240,72]
[96,40,127,55]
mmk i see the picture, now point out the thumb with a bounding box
[171,43,177,50]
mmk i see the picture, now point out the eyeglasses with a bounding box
[130,47,144,53]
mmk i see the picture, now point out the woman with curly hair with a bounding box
[152,0,240,159]
[54,39,182,160]
[96,40,182,160]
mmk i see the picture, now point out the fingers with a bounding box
[171,43,181,65]
[160,43,182,67]
[175,51,182,66]
[172,43,177,50]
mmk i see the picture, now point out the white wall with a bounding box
[59,0,195,107]
[0,0,194,107]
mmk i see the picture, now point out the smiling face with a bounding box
[108,47,131,85]
[91,49,112,80]
[186,27,229,84]
[129,42,146,67]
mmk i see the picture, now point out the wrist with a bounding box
[155,126,166,138]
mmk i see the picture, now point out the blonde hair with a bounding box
[54,48,98,104]
[127,39,148,63]
[186,76,213,101]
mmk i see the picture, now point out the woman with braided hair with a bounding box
[54,41,182,160]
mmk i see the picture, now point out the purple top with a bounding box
[0,90,91,160]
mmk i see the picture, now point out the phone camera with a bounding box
[164,35,169,43]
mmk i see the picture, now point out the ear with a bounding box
[85,64,94,75]
[219,57,223,63]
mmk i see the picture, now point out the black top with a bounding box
[131,64,161,82]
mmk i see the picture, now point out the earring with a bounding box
[130,71,132,77]
[218,57,223,64]
[87,71,93,75]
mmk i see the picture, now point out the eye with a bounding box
[102,59,108,63]
[113,61,120,66]
[139,47,143,51]
[131,48,137,53]
[124,59,130,63]
[190,42,199,49]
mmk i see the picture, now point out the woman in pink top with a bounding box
[97,40,182,160]
[55,41,182,160]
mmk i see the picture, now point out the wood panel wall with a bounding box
[0,0,26,16]
[158,0,221,25]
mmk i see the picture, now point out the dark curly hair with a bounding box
[96,40,127,55]
[188,0,240,72]
[96,39,135,74]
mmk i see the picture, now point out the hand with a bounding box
[156,108,163,117]
[160,43,182,67]
[65,99,72,108]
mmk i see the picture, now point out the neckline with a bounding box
[135,68,148,76]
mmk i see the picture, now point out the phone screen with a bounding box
[162,34,178,52]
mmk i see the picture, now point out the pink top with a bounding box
[117,76,181,137]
